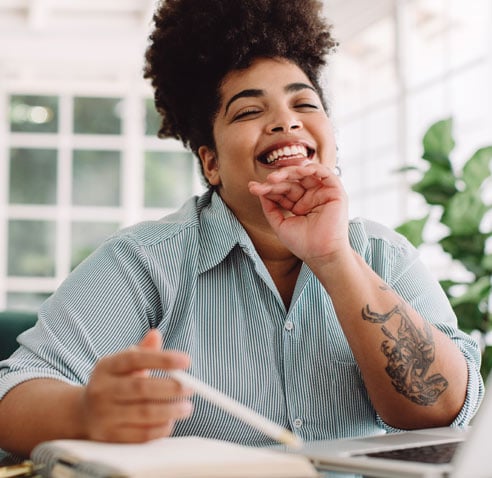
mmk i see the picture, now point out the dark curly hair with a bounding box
[144,0,337,182]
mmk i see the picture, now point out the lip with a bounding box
[256,140,316,167]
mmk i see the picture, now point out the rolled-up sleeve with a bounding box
[0,233,160,400]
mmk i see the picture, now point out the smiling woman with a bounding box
[197,57,337,229]
[0,0,484,459]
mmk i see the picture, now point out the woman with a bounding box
[0,0,483,456]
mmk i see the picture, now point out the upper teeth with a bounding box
[265,145,308,164]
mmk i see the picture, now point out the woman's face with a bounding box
[199,57,337,222]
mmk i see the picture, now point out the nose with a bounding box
[267,111,303,134]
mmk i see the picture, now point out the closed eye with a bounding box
[232,108,262,121]
[295,103,319,110]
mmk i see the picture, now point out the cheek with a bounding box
[216,132,255,162]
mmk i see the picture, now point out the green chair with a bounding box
[0,310,38,361]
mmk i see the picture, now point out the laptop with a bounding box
[292,380,492,478]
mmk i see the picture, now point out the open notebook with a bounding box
[31,436,318,478]
[291,377,492,478]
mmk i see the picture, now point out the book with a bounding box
[31,436,319,478]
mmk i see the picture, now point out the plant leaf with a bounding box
[481,345,492,380]
[411,163,457,206]
[439,233,489,275]
[441,190,487,235]
[483,254,492,273]
[462,146,492,191]
[422,118,455,168]
[395,215,429,248]
[452,302,486,332]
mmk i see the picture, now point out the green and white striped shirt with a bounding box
[0,190,483,445]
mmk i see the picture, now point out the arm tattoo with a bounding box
[362,303,448,405]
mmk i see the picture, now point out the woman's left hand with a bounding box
[248,163,349,266]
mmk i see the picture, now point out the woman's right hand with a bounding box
[81,329,193,443]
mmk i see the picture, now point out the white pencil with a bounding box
[168,369,303,449]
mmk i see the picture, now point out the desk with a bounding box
[1,448,365,477]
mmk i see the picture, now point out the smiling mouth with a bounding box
[257,144,315,165]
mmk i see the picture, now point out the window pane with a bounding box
[8,220,56,277]
[7,292,51,312]
[71,221,119,270]
[144,151,195,208]
[9,148,57,205]
[9,95,58,133]
[73,97,122,135]
[145,98,161,136]
[72,150,121,206]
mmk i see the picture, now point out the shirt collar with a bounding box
[198,190,259,274]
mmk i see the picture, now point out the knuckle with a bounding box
[131,377,148,397]
[123,349,141,369]
[139,404,152,420]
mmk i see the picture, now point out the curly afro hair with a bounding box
[144,0,337,180]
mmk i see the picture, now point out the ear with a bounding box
[198,146,221,186]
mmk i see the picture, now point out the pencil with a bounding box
[168,369,303,449]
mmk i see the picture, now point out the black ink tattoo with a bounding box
[362,303,448,405]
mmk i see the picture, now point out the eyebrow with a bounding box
[224,82,318,116]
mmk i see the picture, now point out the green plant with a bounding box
[396,118,492,379]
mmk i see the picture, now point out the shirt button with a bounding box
[285,321,294,331]
[293,418,303,429]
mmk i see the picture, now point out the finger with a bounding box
[266,163,332,183]
[257,195,288,230]
[248,180,273,196]
[114,376,193,402]
[98,348,191,375]
[138,328,163,350]
[91,420,177,443]
[268,195,296,211]
[291,186,345,216]
[297,174,327,190]
[116,399,193,427]
[133,329,164,377]
[250,166,337,199]
[251,180,306,201]
[125,421,176,443]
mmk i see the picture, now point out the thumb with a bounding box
[138,328,163,351]
[133,329,162,378]
[257,195,285,231]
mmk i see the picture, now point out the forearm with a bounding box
[0,379,86,456]
[310,249,468,429]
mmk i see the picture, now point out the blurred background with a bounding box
[0,0,491,312]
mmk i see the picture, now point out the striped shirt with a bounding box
[0,190,484,446]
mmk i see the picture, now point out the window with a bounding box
[328,0,492,277]
[1,92,204,311]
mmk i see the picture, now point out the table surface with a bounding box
[0,447,365,477]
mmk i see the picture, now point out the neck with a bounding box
[237,214,302,309]
[215,189,302,307]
